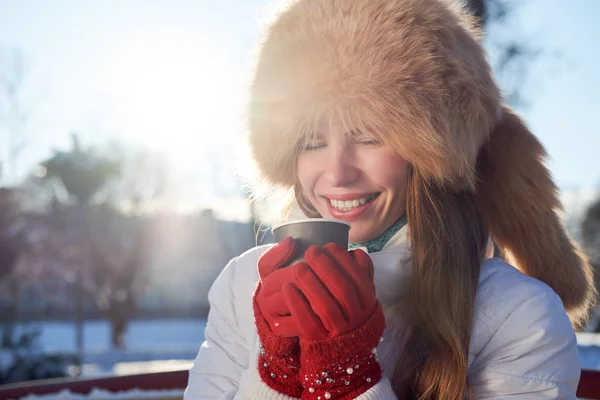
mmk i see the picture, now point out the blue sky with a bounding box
[0,0,599,209]
[509,0,600,190]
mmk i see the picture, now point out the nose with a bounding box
[322,143,360,187]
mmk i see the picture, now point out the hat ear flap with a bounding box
[476,107,596,328]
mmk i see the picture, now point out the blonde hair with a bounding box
[292,164,486,399]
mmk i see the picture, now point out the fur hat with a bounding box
[247,0,595,326]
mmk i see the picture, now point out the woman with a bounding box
[184,0,596,398]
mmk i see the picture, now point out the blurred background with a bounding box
[0,0,599,397]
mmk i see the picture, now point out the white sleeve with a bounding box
[354,376,398,399]
[469,289,580,399]
[184,256,248,399]
[184,255,301,400]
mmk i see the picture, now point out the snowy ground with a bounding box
[15,319,205,377]
[20,388,185,400]
[15,318,600,375]
[4,319,600,399]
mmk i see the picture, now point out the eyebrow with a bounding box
[306,128,376,142]
[349,129,376,139]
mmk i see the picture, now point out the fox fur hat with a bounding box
[247,0,595,326]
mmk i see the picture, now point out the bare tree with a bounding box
[39,133,120,367]
[464,0,545,107]
[0,188,50,345]
[83,146,168,348]
[582,199,600,264]
[0,48,30,184]
[0,189,21,280]
[39,137,169,349]
[86,204,152,348]
[0,188,24,347]
[581,198,600,331]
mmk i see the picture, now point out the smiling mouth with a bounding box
[327,193,380,211]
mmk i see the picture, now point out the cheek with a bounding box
[365,151,409,192]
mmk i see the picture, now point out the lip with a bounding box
[324,192,379,201]
[324,193,380,221]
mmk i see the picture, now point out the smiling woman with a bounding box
[184,0,595,399]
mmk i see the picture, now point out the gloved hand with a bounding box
[282,243,385,400]
[253,237,303,397]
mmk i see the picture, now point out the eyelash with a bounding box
[303,143,325,151]
[302,138,380,151]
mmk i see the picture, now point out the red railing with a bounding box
[0,369,599,399]
[0,371,187,399]
[578,369,600,399]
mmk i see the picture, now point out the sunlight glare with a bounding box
[104,36,240,172]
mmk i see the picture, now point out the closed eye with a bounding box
[357,138,381,146]
[303,143,326,151]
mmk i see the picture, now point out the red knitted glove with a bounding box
[282,244,385,400]
[253,237,303,397]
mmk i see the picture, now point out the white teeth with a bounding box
[329,194,376,211]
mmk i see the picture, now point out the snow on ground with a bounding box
[14,318,600,375]
[20,319,207,355]
[4,319,600,399]
[20,388,185,399]
[14,319,205,377]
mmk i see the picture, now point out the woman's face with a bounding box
[297,121,409,243]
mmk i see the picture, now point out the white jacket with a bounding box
[184,226,580,399]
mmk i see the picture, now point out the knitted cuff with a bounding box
[299,303,386,400]
[254,297,303,397]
